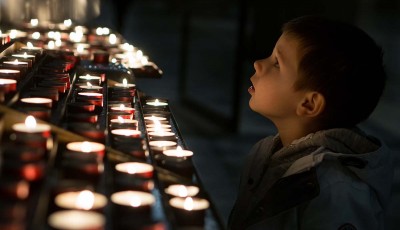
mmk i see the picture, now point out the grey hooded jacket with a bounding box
[228,128,394,230]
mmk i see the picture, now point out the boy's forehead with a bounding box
[275,34,300,67]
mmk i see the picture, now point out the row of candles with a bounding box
[0,22,212,229]
[1,18,162,77]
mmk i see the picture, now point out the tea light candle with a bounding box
[114,162,154,191]
[0,69,20,80]
[169,197,210,226]
[0,78,17,93]
[48,210,105,230]
[20,42,43,54]
[76,92,103,107]
[110,116,138,129]
[11,53,36,65]
[146,99,168,107]
[111,129,141,138]
[78,75,102,85]
[115,162,153,178]
[110,104,135,114]
[148,140,177,155]
[2,59,29,74]
[111,191,155,208]
[163,147,193,158]
[114,78,135,88]
[12,116,51,138]
[165,184,200,197]
[78,82,103,92]
[148,130,176,141]
[55,190,107,210]
[144,115,167,122]
[66,141,105,156]
[157,146,194,177]
[20,97,53,108]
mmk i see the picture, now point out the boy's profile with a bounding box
[228,15,393,230]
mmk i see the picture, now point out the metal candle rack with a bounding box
[0,39,225,229]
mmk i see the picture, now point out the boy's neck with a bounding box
[276,121,320,147]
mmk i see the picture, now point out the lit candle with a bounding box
[148,130,176,141]
[48,210,105,230]
[20,97,53,108]
[111,190,155,207]
[77,92,103,99]
[0,69,20,80]
[21,42,43,54]
[78,82,103,92]
[110,116,138,129]
[115,162,153,178]
[111,129,141,138]
[156,146,194,177]
[76,92,103,107]
[0,78,17,93]
[114,78,135,88]
[169,197,210,226]
[144,115,167,121]
[55,190,107,210]
[110,104,135,114]
[165,184,200,197]
[11,52,35,61]
[148,140,177,155]
[66,141,105,156]
[78,74,102,85]
[12,115,51,137]
[163,146,193,158]
[146,99,168,107]
[2,60,29,74]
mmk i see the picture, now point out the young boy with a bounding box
[228,15,394,230]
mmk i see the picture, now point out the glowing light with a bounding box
[109,34,117,44]
[81,141,93,152]
[117,116,124,123]
[183,197,194,211]
[177,185,188,197]
[30,19,39,27]
[76,190,95,210]
[129,196,141,207]
[25,116,37,129]
[122,78,128,87]
[32,32,40,39]
[64,19,72,27]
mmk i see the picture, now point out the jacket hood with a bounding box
[280,128,394,209]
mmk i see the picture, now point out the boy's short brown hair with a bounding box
[283,15,386,128]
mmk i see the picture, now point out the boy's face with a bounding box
[248,33,305,121]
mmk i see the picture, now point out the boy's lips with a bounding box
[248,85,255,94]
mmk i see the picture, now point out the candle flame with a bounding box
[117,116,124,123]
[77,44,85,53]
[27,42,34,48]
[23,52,28,58]
[177,185,188,197]
[183,197,194,211]
[176,146,184,157]
[141,57,148,65]
[119,104,125,110]
[127,165,136,174]
[81,141,92,152]
[32,32,40,40]
[64,19,72,27]
[86,82,92,87]
[122,78,128,86]
[130,196,142,207]
[76,190,94,210]
[153,119,162,133]
[55,39,62,47]
[10,30,17,39]
[109,34,117,44]
[25,116,37,129]
[136,50,143,59]
[30,18,39,27]
[48,40,55,49]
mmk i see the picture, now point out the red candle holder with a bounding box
[20,97,53,108]
[0,69,21,80]
[0,78,17,94]
[67,102,96,113]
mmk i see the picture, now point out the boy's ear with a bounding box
[297,92,325,117]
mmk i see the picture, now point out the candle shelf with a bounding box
[0,25,224,230]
